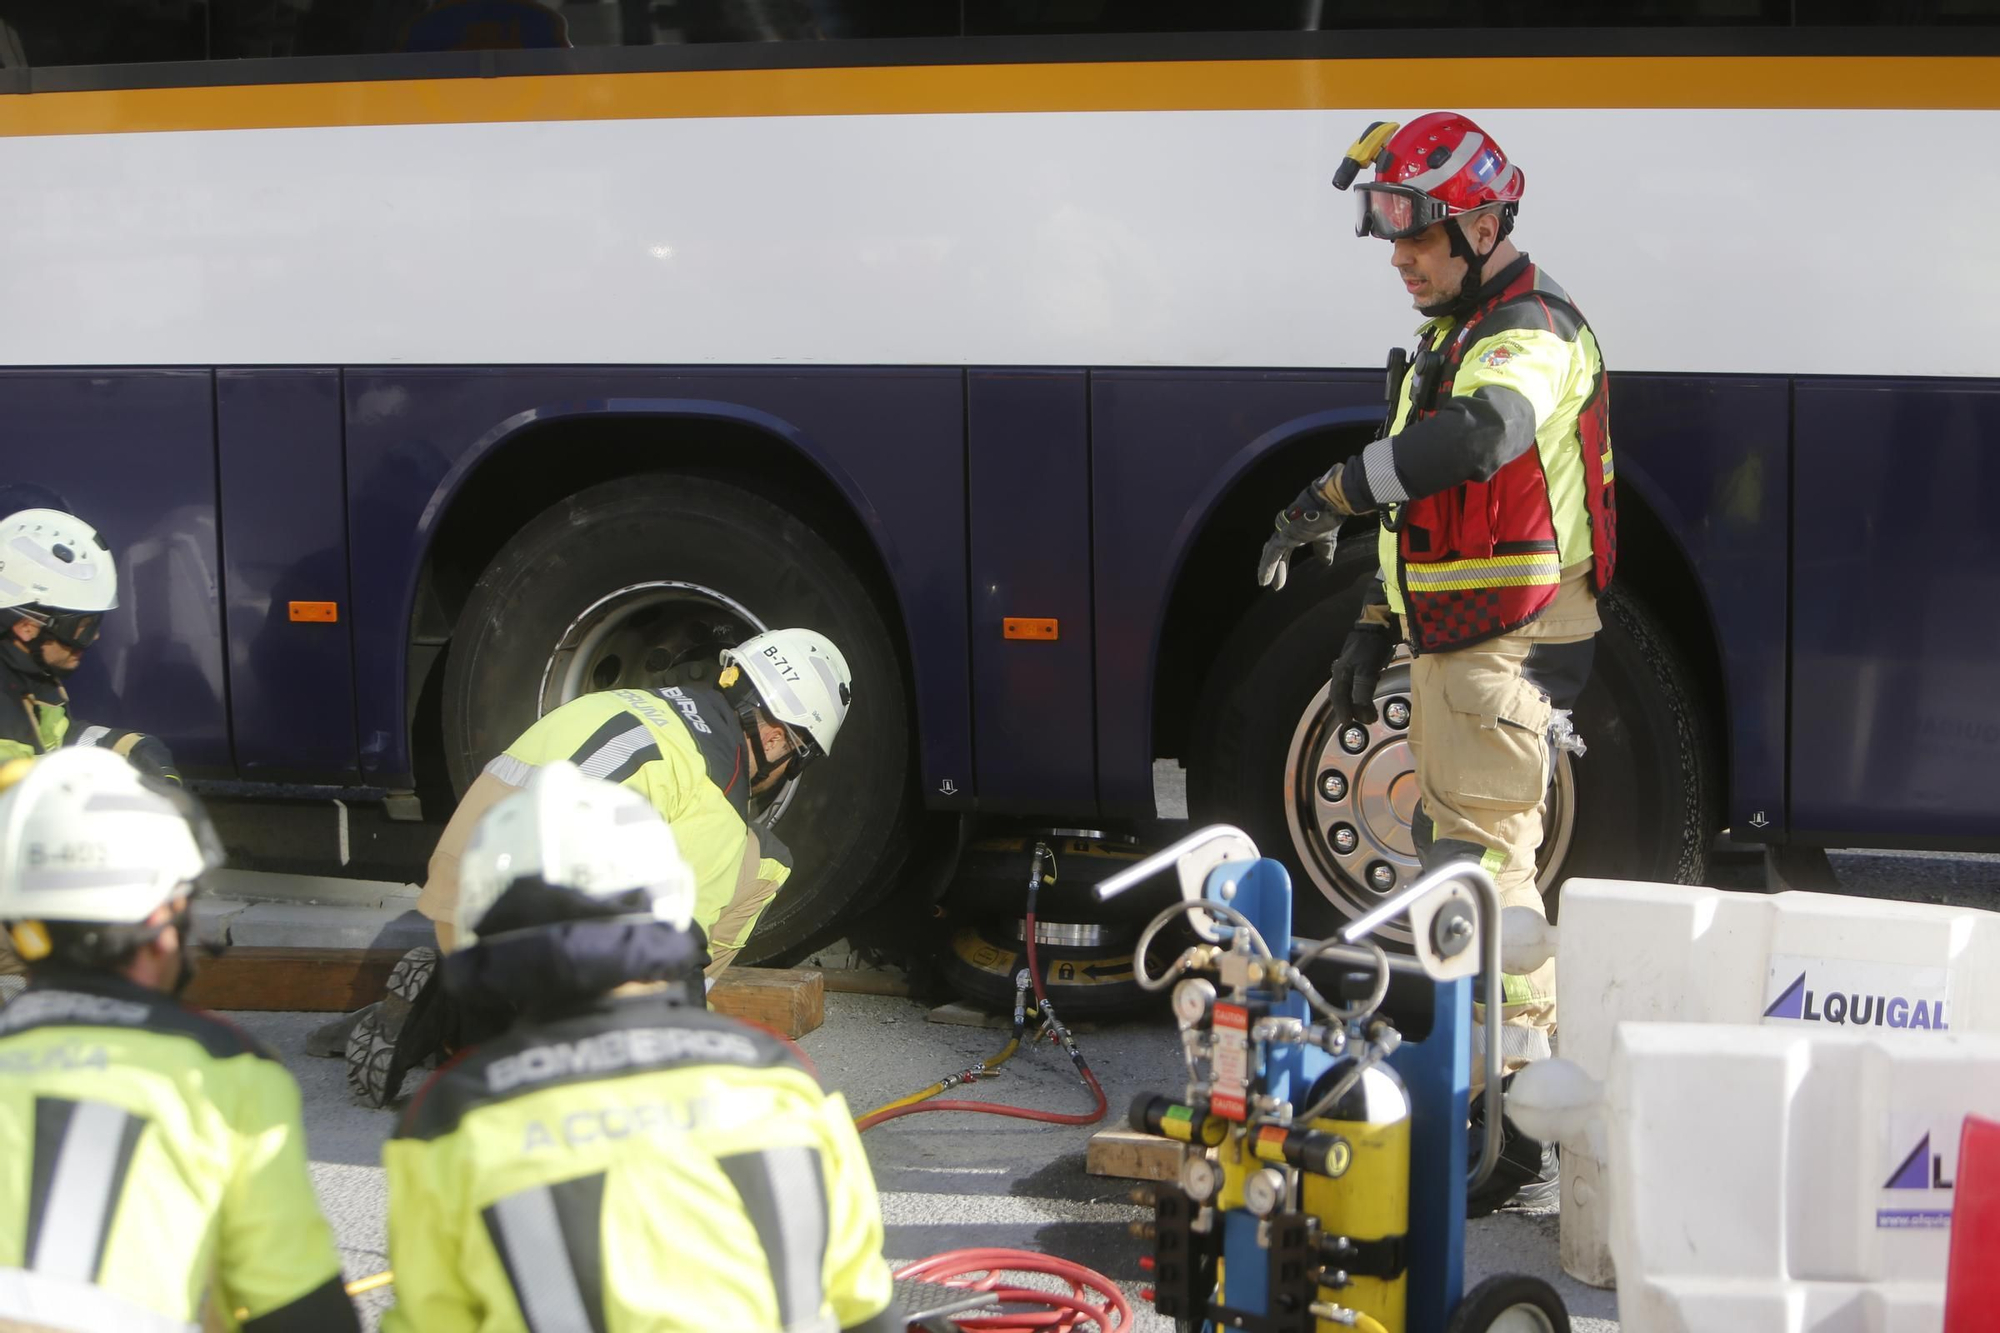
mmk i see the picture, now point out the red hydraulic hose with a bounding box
[896,1247,1134,1332]
[738,1017,820,1083]
[855,849,1108,1134]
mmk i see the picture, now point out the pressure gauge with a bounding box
[1180,1155,1220,1204]
[1172,978,1217,1027]
[1245,1167,1289,1218]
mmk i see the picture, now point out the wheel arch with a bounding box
[402,402,915,798]
[1150,407,1381,763]
[1607,456,1732,819]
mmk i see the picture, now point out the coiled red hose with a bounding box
[896,1248,1134,1332]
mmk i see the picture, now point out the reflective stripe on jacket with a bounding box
[383,996,896,1333]
[0,972,348,1329]
[1367,257,1616,651]
[493,687,792,942]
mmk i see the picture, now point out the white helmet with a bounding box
[0,509,118,648]
[719,628,853,757]
[454,760,696,949]
[0,748,214,940]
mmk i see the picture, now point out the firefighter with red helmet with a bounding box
[1255,113,1617,1213]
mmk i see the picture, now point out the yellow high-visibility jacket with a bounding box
[383,995,896,1333]
[0,971,354,1332]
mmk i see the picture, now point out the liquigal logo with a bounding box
[1877,1124,1956,1230]
[1762,955,1949,1031]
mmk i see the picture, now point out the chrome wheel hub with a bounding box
[538,580,801,825]
[1284,657,1575,941]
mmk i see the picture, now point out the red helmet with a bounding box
[1333,113,1524,242]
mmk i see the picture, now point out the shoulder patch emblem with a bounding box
[1478,341,1525,368]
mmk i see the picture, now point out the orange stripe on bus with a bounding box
[0,55,1995,137]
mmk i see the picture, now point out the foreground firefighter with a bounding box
[380,760,897,1332]
[0,748,358,1332]
[1257,113,1618,1212]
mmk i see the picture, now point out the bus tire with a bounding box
[440,473,915,961]
[1186,544,1716,938]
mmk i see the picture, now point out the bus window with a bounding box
[961,0,1789,29]
[205,0,957,55]
[0,0,207,66]
[1795,0,2000,19]
[210,0,568,58]
[664,1,958,42]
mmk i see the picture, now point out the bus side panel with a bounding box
[1792,381,2000,846]
[216,369,359,778]
[1614,375,1791,842]
[0,369,229,769]
[341,368,970,795]
[966,370,1093,814]
[1090,369,1381,817]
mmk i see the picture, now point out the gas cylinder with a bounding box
[1301,1056,1410,1333]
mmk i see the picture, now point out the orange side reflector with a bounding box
[1003,618,1059,641]
[289,601,339,623]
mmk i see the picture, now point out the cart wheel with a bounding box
[1446,1274,1569,1333]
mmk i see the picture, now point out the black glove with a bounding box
[1330,622,1394,730]
[123,733,182,785]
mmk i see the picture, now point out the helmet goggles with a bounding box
[20,606,106,650]
[1353,182,1459,242]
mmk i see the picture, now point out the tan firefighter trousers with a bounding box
[1406,631,1573,1087]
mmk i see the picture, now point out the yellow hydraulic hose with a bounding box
[858,1034,1022,1123]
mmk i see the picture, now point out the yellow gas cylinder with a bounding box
[1299,1058,1410,1333]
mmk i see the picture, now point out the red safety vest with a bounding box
[1395,263,1617,652]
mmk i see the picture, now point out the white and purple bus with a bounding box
[3,0,1996,978]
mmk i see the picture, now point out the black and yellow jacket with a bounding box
[0,641,179,781]
[488,686,791,964]
[383,993,896,1333]
[0,971,355,1331]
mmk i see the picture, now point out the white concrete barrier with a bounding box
[1556,878,2000,1286]
[1602,1022,2000,1332]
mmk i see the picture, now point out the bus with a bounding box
[4,0,1996,977]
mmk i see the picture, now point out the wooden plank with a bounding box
[709,966,824,1039]
[1087,1127,1186,1183]
[184,947,405,1012]
[184,948,825,1039]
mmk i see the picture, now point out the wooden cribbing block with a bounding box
[709,966,825,1039]
[184,947,406,1013]
[1086,1127,1186,1182]
[182,948,825,1039]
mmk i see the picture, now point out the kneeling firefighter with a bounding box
[381,760,898,1333]
[323,627,853,1106]
[0,748,358,1332]
[1256,113,1616,1213]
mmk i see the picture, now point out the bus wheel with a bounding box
[1186,544,1716,940]
[440,473,915,960]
